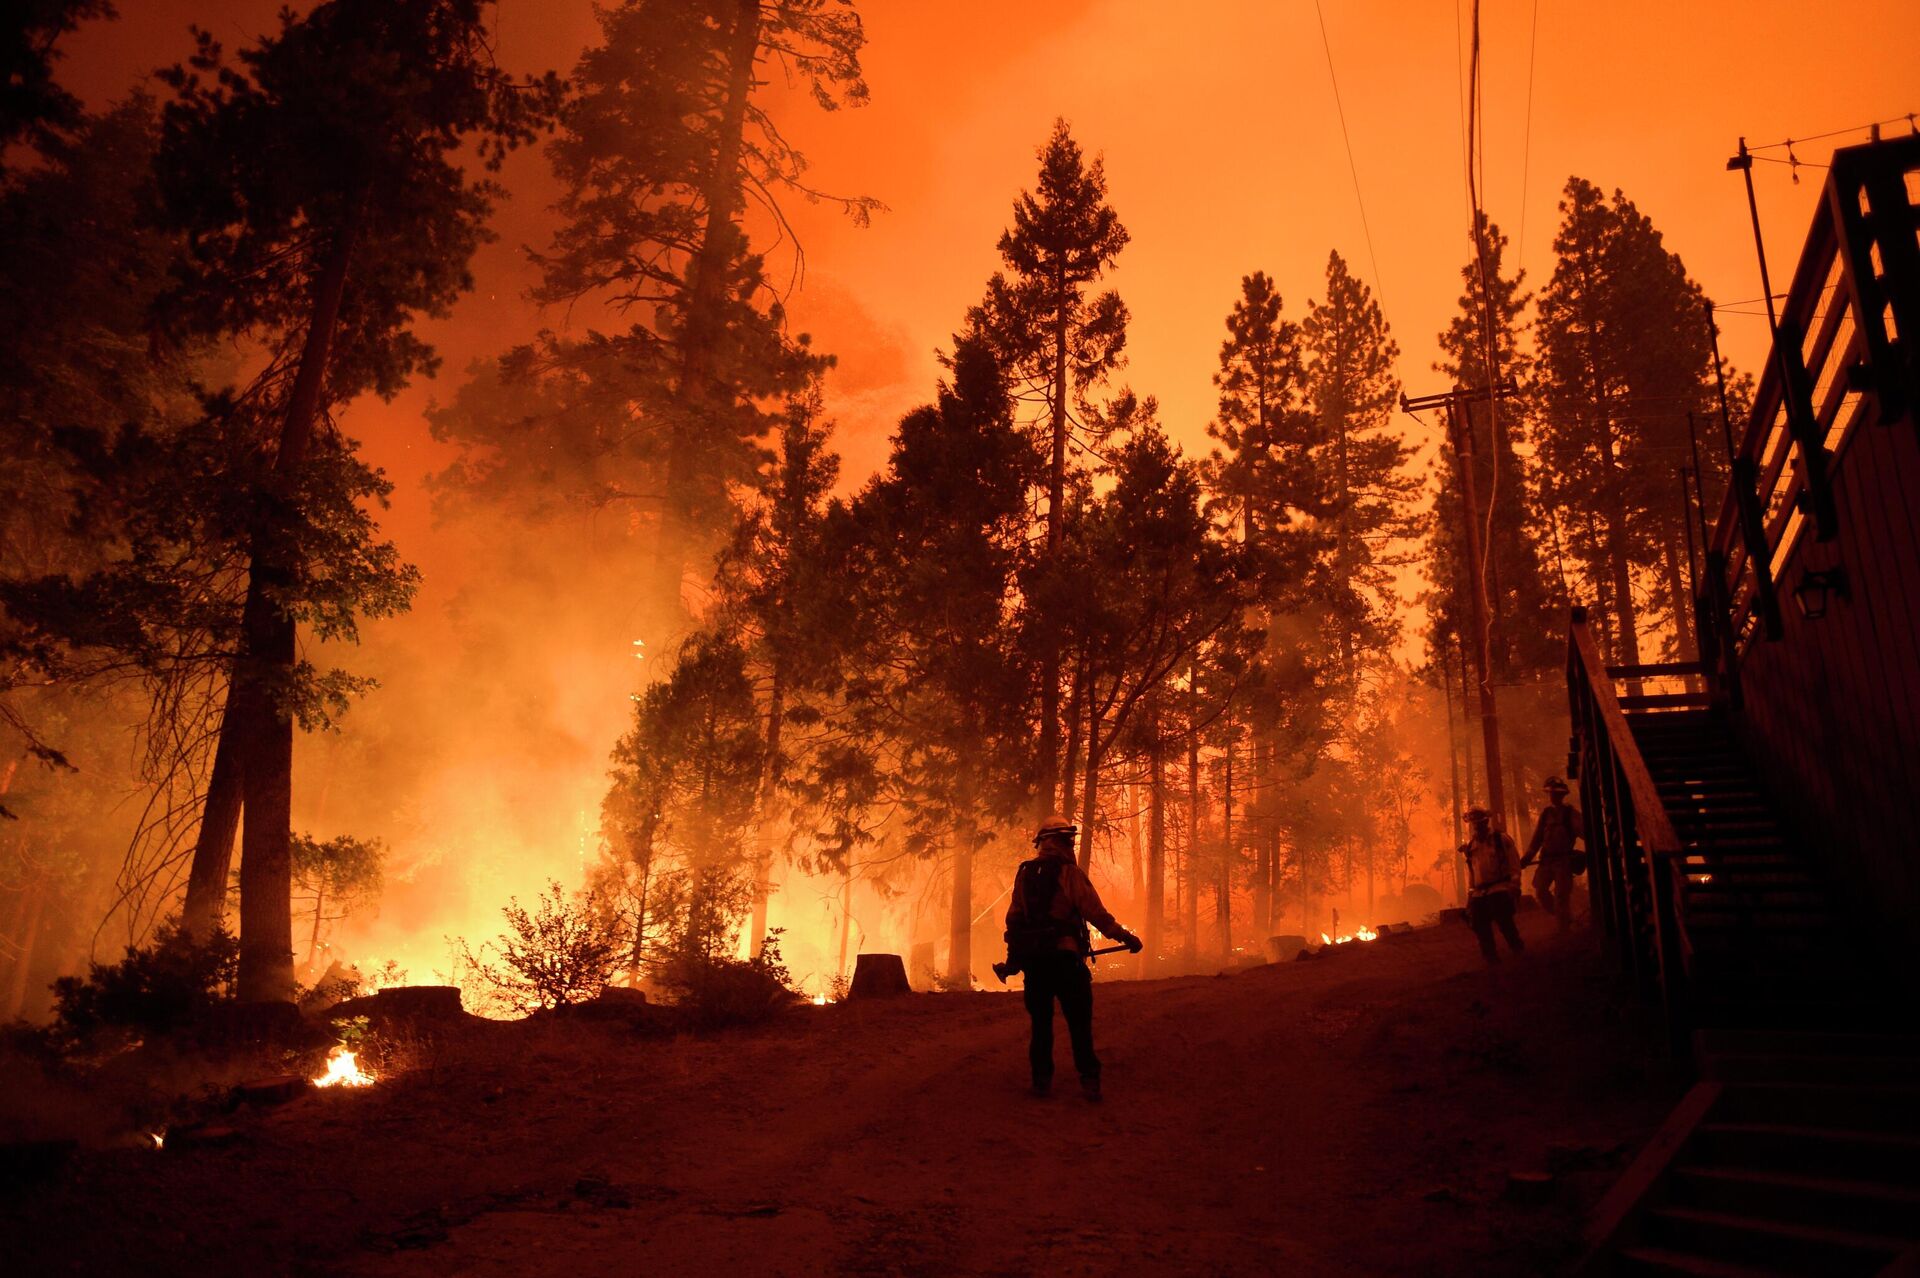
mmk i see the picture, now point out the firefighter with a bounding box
[1003,814,1142,1101]
[1520,776,1585,932]
[1461,806,1526,964]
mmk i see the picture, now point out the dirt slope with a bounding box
[1,913,1679,1277]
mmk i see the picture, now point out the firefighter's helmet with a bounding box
[1033,814,1077,845]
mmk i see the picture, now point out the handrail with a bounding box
[1570,623,1686,859]
[1567,608,1692,1047]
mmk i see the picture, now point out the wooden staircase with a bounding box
[1580,705,1920,1276]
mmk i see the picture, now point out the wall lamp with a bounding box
[1792,566,1850,620]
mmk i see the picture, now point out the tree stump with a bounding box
[327,984,463,1026]
[1265,935,1308,962]
[848,953,911,999]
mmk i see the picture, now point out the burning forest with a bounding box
[3,2,1918,1275]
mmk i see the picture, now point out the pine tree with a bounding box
[1207,271,1304,567]
[1534,178,1718,667]
[1301,250,1417,681]
[1429,215,1562,687]
[709,385,843,953]
[448,0,876,637]
[834,337,1032,984]
[0,0,115,174]
[154,0,560,999]
[967,119,1129,816]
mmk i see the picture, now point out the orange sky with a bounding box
[67,1,1920,503]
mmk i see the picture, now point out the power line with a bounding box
[1746,113,1916,151]
[1312,0,1391,318]
[1513,0,1541,277]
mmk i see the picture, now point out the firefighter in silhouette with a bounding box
[1000,815,1142,1101]
[1519,776,1585,932]
[1461,806,1526,964]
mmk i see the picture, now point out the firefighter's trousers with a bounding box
[1022,951,1099,1084]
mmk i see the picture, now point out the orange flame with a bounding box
[313,1045,376,1088]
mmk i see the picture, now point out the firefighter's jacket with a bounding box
[1527,802,1584,863]
[1004,848,1126,956]
[1462,829,1523,898]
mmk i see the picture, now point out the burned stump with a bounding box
[848,953,912,999]
[327,984,463,1027]
[1266,935,1308,963]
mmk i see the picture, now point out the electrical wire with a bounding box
[1513,0,1540,276]
[1746,113,1916,151]
[1312,0,1391,317]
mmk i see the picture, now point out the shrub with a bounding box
[50,920,238,1044]
[454,881,630,1015]
[660,928,799,1029]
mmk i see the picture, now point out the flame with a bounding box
[810,994,829,1006]
[149,1131,165,1150]
[1321,926,1380,946]
[312,1045,376,1089]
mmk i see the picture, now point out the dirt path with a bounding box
[3,913,1679,1276]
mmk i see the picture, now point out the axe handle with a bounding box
[1087,943,1131,956]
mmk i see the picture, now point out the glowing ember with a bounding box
[312,1045,376,1088]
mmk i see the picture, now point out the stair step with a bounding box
[1681,874,1816,891]
[1643,1205,1906,1273]
[1614,1245,1795,1276]
[1682,887,1827,905]
[1693,1124,1920,1183]
[1690,999,1887,1031]
[1670,1165,1920,1241]
[1701,1053,1920,1086]
[1698,1029,1920,1059]
[1713,1082,1920,1134]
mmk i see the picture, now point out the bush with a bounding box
[50,920,238,1044]
[660,928,799,1029]
[454,881,630,1015]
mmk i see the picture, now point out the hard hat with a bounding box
[1464,805,1492,822]
[1544,776,1570,793]
[1034,814,1077,842]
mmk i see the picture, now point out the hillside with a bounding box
[1,913,1678,1276]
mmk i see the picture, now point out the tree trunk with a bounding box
[748,666,785,958]
[1218,726,1233,958]
[305,880,324,968]
[3,875,43,1020]
[1034,281,1073,818]
[655,0,765,634]
[1077,695,1101,872]
[1663,529,1696,661]
[1146,694,1166,959]
[180,709,243,941]
[1184,683,1200,961]
[1126,783,1144,915]
[837,864,851,982]
[1060,650,1086,820]
[232,213,358,1006]
[947,824,974,987]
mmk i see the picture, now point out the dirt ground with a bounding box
[1,911,1682,1277]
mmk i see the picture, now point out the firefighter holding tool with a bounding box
[998,814,1142,1102]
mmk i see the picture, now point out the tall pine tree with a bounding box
[967,119,1129,817]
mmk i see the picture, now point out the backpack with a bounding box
[1003,858,1087,958]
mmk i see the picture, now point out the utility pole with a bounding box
[1404,381,1518,828]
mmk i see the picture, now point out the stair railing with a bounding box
[1567,607,1693,1045]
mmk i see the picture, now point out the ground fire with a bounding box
[2,2,1917,1276]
